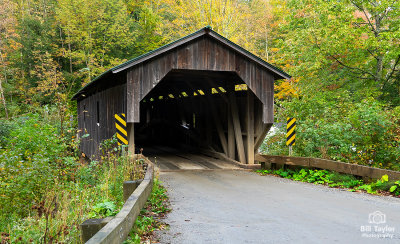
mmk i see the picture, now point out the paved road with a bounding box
[155,170,400,244]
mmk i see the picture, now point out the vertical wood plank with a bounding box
[246,92,255,164]
[264,91,274,123]
[227,103,235,159]
[133,68,141,122]
[198,37,206,69]
[192,41,198,70]
[208,98,228,155]
[127,70,134,122]
[229,92,246,164]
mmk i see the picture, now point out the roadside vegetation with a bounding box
[124,178,171,244]
[256,168,400,197]
[0,113,146,243]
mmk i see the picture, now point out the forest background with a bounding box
[0,0,399,242]
[0,0,399,169]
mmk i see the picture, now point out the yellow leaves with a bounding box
[163,0,268,54]
[270,48,280,53]
[275,78,299,100]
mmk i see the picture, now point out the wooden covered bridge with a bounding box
[72,27,290,165]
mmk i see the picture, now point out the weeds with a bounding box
[256,168,400,197]
[0,115,146,243]
[124,178,171,244]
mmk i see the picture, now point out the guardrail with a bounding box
[84,157,154,244]
[255,154,400,181]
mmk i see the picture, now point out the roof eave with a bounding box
[72,26,291,100]
[206,31,291,80]
[71,69,112,100]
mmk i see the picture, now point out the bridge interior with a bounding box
[134,69,267,165]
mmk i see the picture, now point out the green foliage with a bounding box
[0,113,146,242]
[263,90,400,171]
[327,172,362,188]
[258,169,400,197]
[356,174,392,194]
[148,178,170,214]
[91,200,117,218]
[389,181,400,196]
[76,162,98,186]
[0,114,75,217]
[124,178,170,244]
[0,120,14,148]
[279,0,400,103]
[262,0,400,172]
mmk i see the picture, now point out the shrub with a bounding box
[0,115,74,218]
[267,91,400,171]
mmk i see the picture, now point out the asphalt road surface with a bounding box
[155,170,400,244]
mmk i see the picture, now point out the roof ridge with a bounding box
[72,26,290,100]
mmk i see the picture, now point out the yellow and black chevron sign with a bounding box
[115,113,128,145]
[286,117,296,146]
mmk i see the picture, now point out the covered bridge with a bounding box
[72,26,290,164]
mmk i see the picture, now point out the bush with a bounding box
[266,90,400,171]
[0,115,75,218]
[0,123,145,243]
[0,120,15,148]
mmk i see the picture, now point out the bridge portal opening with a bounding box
[75,28,289,162]
[135,69,266,164]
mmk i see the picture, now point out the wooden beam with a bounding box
[227,103,235,159]
[229,92,246,164]
[254,99,263,136]
[246,92,254,164]
[208,99,228,155]
[254,123,272,153]
[127,122,135,155]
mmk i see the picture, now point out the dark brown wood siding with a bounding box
[77,83,127,158]
[127,36,275,124]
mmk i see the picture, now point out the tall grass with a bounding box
[0,114,145,243]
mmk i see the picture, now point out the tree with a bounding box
[280,0,400,104]
[0,0,19,118]
[56,0,135,86]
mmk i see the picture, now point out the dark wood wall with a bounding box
[77,83,127,158]
[127,35,275,124]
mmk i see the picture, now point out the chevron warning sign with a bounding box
[115,113,128,146]
[286,117,296,146]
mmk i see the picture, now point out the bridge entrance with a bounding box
[135,69,265,165]
[74,27,290,162]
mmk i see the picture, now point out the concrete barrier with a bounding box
[255,154,400,181]
[85,157,154,244]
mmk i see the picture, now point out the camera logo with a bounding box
[368,211,386,224]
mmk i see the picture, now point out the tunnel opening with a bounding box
[135,69,265,163]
